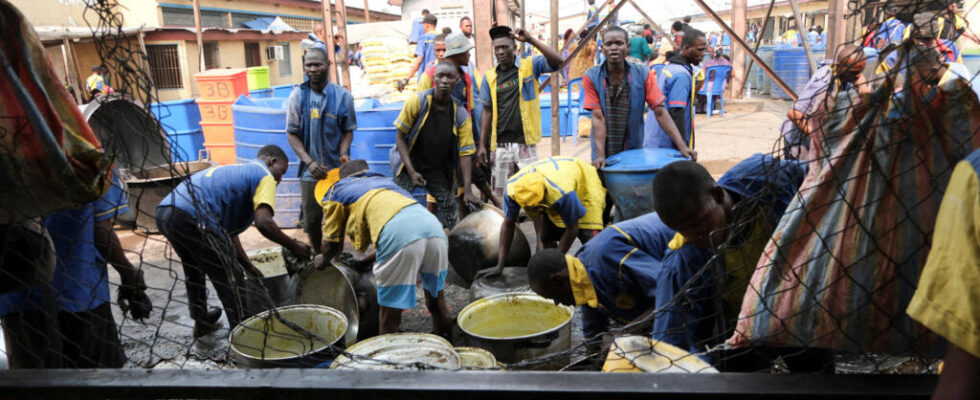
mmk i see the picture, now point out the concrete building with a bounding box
[13,0,398,102]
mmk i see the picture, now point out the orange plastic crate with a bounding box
[203,142,237,165]
[201,122,235,143]
[194,68,249,101]
[197,99,234,124]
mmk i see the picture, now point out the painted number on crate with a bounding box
[201,81,231,99]
[201,104,230,122]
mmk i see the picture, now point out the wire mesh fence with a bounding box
[0,0,978,381]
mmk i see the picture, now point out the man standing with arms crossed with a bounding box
[286,48,357,252]
[476,26,563,198]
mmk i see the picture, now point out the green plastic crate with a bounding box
[246,66,270,90]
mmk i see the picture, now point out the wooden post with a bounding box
[494,0,510,27]
[788,0,817,74]
[731,0,747,98]
[322,0,338,84]
[549,0,559,156]
[61,39,81,104]
[137,30,154,88]
[335,0,352,90]
[736,0,775,98]
[473,0,494,73]
[362,0,370,23]
[519,0,527,57]
[192,0,205,72]
[690,0,798,100]
[825,0,846,59]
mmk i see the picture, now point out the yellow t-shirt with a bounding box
[906,158,980,359]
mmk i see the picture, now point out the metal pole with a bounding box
[362,0,370,23]
[550,0,560,156]
[736,0,775,98]
[192,0,205,72]
[335,0,352,90]
[788,0,817,74]
[689,0,798,100]
[322,0,338,84]
[539,0,629,93]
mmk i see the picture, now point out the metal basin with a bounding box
[244,248,297,318]
[229,304,347,368]
[332,333,460,370]
[294,261,365,346]
[457,293,573,369]
[448,204,531,287]
[121,160,215,232]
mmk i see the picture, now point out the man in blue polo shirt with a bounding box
[527,213,709,339]
[0,176,151,368]
[404,13,439,83]
[646,29,706,152]
[287,48,357,253]
[156,145,311,337]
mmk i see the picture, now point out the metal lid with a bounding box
[332,333,460,370]
[600,148,686,173]
[455,347,498,369]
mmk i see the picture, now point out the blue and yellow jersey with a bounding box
[571,213,688,337]
[160,161,277,235]
[503,157,606,230]
[86,73,105,92]
[907,149,980,359]
[320,171,417,253]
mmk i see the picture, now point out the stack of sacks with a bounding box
[361,39,417,102]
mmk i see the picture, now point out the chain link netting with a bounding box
[0,0,978,379]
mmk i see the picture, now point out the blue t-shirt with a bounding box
[408,18,425,44]
[285,82,358,177]
[159,162,278,235]
[646,62,695,149]
[415,32,438,81]
[0,178,129,316]
[301,90,327,181]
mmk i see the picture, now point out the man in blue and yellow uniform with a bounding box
[156,145,312,337]
[651,154,817,370]
[313,160,452,336]
[526,213,709,339]
[907,148,980,400]
[392,61,479,229]
[479,157,606,279]
[645,29,706,152]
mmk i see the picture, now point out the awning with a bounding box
[240,16,298,34]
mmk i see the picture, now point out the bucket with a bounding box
[331,333,460,370]
[600,148,686,221]
[229,304,348,368]
[122,160,216,233]
[231,95,301,228]
[457,292,573,368]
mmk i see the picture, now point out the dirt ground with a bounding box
[106,97,791,368]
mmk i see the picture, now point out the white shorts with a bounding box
[491,143,538,196]
[374,237,448,310]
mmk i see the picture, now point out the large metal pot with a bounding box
[244,248,297,317]
[294,260,368,346]
[229,304,347,368]
[120,160,215,232]
[457,293,573,369]
[448,204,531,287]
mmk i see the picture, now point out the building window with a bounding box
[146,44,182,89]
[203,42,220,70]
[161,7,227,28]
[280,16,316,32]
[278,42,291,77]
[244,43,261,67]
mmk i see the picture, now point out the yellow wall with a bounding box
[9,0,89,27]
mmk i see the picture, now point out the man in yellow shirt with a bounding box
[907,148,980,400]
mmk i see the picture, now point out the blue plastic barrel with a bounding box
[771,47,809,100]
[249,88,274,98]
[539,94,578,138]
[231,96,301,228]
[963,54,980,75]
[600,148,687,221]
[272,84,294,98]
[150,99,205,163]
[351,101,403,177]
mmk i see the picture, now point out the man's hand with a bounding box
[396,78,409,91]
[410,171,427,187]
[476,147,489,167]
[463,192,482,208]
[680,147,698,161]
[313,254,327,270]
[592,156,607,169]
[475,264,504,280]
[117,269,152,321]
[289,239,313,260]
[307,160,328,180]
[512,28,531,43]
[339,154,350,164]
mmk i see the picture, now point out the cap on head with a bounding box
[444,32,474,57]
[489,26,513,40]
[339,159,369,178]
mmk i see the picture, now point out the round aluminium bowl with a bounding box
[331,333,460,370]
[457,292,573,368]
[229,304,347,368]
[455,346,500,370]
